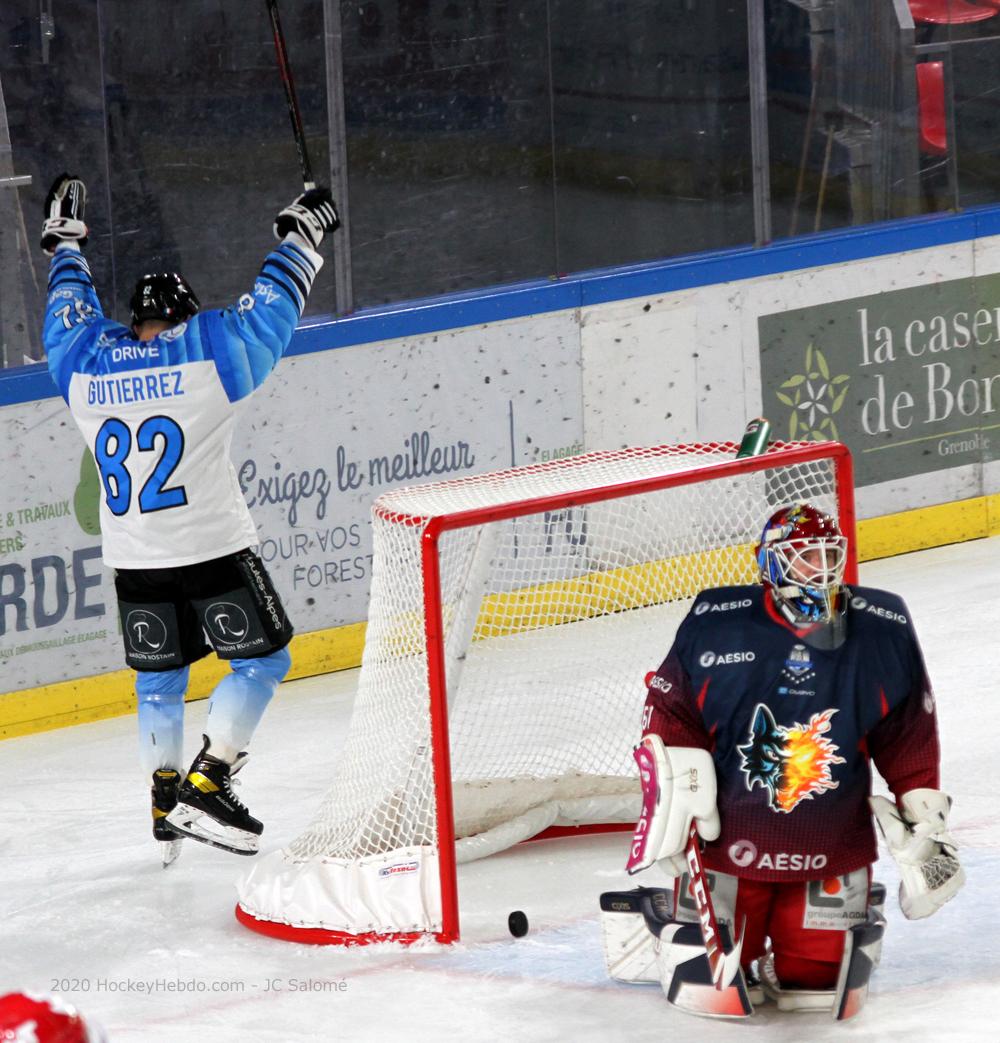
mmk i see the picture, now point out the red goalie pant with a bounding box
[735,874,869,990]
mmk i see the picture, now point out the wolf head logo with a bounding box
[737,703,844,813]
[738,704,787,807]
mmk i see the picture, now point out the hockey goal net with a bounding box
[237,439,855,943]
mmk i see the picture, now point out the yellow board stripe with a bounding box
[3,494,1000,741]
[0,622,366,741]
[474,544,757,638]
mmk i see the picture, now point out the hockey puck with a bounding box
[508,910,529,938]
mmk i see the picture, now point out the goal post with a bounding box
[236,439,856,945]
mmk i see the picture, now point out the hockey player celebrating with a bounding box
[618,502,963,1018]
[40,173,340,862]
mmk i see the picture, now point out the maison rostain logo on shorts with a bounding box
[125,609,170,661]
[204,602,251,645]
[125,610,166,651]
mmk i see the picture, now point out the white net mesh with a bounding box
[284,441,846,873]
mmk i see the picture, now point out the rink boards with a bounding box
[4,208,1000,732]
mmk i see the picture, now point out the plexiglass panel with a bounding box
[549,0,754,272]
[2,1,1000,370]
[341,0,557,305]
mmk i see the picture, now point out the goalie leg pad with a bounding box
[599,887,753,1017]
[833,911,885,1021]
[868,881,886,967]
[599,887,672,984]
[656,920,753,1019]
[758,908,885,1020]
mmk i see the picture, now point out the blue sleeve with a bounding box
[198,239,324,403]
[42,248,121,402]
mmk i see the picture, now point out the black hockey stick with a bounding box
[265,0,316,190]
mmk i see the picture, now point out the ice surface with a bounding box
[2,538,997,1041]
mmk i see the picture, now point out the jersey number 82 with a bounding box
[94,415,188,516]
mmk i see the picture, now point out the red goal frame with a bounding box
[237,439,856,945]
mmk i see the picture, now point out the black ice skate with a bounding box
[165,740,261,856]
[151,768,183,867]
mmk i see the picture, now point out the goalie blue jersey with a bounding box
[43,241,323,569]
[643,584,941,882]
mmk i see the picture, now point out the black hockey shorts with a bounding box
[114,549,294,672]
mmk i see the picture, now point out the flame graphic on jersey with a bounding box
[738,703,845,813]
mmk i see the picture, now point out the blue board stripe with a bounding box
[7,205,1000,408]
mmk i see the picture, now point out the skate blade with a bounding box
[160,837,184,867]
[165,803,259,856]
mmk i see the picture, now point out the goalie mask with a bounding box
[756,503,847,625]
[129,272,200,328]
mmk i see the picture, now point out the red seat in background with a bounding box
[916,61,948,155]
[910,0,994,162]
[908,0,996,22]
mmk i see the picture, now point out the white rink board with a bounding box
[0,537,996,1042]
[580,234,1000,515]
[0,311,583,689]
[5,230,1000,690]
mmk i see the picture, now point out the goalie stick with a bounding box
[265,0,316,190]
[684,822,747,995]
[678,417,770,993]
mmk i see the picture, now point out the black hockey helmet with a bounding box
[129,272,200,327]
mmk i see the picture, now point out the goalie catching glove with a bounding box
[869,789,964,920]
[627,734,720,877]
[40,173,88,255]
[274,186,340,251]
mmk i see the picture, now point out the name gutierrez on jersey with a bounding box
[86,370,185,406]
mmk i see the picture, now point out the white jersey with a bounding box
[43,241,322,569]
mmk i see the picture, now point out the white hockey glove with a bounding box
[627,735,720,877]
[41,172,88,255]
[273,186,340,251]
[869,789,964,920]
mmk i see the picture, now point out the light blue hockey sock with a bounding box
[205,647,291,763]
[136,667,189,777]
